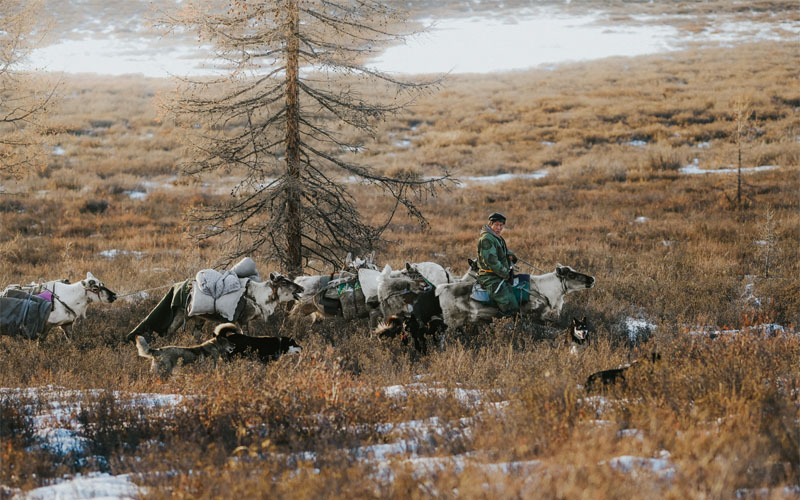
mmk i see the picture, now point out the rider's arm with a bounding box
[508,249,518,264]
[479,238,510,279]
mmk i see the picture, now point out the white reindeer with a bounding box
[1,272,119,337]
[171,273,302,336]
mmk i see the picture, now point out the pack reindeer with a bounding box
[289,253,378,324]
[174,273,302,336]
[359,261,453,329]
[127,273,303,342]
[435,264,595,332]
[373,260,476,353]
[4,272,117,336]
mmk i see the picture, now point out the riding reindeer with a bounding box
[435,264,595,332]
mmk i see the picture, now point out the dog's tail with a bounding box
[374,315,404,338]
[136,336,154,359]
[215,322,240,337]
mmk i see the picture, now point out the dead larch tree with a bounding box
[161,0,448,276]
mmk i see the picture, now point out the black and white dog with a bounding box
[214,323,302,362]
[565,316,591,354]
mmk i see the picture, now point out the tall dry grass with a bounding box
[1,31,799,499]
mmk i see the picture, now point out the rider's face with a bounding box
[490,221,505,233]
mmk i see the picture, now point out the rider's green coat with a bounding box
[477,225,514,279]
[476,225,519,315]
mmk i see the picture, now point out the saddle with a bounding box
[3,279,70,299]
[470,274,531,305]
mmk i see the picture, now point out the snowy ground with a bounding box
[6,316,798,500]
[2,381,694,499]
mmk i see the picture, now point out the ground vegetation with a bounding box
[0,19,799,498]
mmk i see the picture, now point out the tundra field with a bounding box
[2,2,800,499]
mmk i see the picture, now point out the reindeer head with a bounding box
[80,272,117,303]
[555,264,595,291]
[269,272,305,301]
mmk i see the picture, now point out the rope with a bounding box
[115,284,173,298]
[515,257,546,274]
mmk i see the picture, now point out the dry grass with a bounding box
[1,13,800,498]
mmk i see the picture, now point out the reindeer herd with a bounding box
[1,253,597,377]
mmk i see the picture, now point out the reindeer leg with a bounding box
[190,318,205,343]
[61,323,73,343]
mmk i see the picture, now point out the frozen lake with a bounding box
[26,8,800,77]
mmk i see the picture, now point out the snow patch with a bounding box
[19,472,143,500]
[458,171,548,186]
[680,164,778,175]
[606,450,675,480]
[124,190,148,200]
[625,317,656,342]
[98,249,146,259]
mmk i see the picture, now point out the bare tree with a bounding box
[757,205,777,279]
[160,0,449,276]
[731,95,753,209]
[0,0,56,177]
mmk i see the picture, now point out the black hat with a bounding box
[488,212,506,223]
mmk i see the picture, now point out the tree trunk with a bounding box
[284,0,302,277]
[737,146,742,208]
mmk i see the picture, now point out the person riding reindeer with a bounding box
[476,212,520,318]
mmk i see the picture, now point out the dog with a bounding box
[214,323,302,362]
[565,316,590,354]
[584,352,661,392]
[136,333,235,379]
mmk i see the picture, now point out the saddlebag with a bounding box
[470,274,531,304]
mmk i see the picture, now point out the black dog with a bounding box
[374,287,444,354]
[214,323,302,362]
[585,352,661,391]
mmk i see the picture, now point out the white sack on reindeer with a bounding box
[127,265,303,342]
[187,257,270,320]
[187,269,245,321]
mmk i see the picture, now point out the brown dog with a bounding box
[136,334,235,379]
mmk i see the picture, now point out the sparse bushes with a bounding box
[647,144,685,171]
